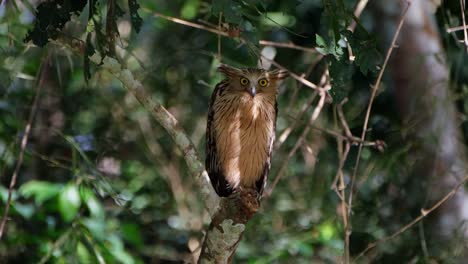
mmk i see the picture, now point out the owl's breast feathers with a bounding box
[206,81,277,197]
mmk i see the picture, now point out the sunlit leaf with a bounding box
[59,184,82,222]
[19,180,62,204]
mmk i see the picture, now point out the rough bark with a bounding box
[198,189,259,264]
[374,0,468,260]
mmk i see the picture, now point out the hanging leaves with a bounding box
[24,0,88,46]
[343,27,382,75]
[128,0,143,33]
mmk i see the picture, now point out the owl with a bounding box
[206,64,288,197]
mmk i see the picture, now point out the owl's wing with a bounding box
[255,100,278,197]
[206,81,234,197]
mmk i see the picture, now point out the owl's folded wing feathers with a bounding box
[205,81,234,197]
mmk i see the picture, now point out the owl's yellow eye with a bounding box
[240,77,249,86]
[258,78,268,87]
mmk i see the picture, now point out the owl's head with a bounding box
[218,64,288,97]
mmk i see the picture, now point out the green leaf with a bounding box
[343,28,382,75]
[260,12,296,27]
[122,223,143,247]
[19,180,62,204]
[59,184,82,222]
[317,0,350,59]
[107,234,136,264]
[181,0,200,19]
[318,222,336,242]
[82,218,106,241]
[13,203,35,219]
[81,187,104,219]
[329,56,352,102]
[24,0,88,46]
[315,34,343,59]
[316,34,326,47]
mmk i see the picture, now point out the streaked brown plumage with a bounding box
[206,64,288,197]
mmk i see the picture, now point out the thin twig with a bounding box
[340,142,351,264]
[337,98,353,138]
[347,0,369,62]
[460,0,468,52]
[151,10,325,93]
[151,10,320,61]
[38,226,74,264]
[275,91,318,150]
[0,56,47,239]
[217,12,222,62]
[348,0,370,32]
[446,25,468,33]
[332,99,353,263]
[261,55,322,91]
[151,11,229,37]
[267,91,327,196]
[354,174,468,261]
[418,222,430,262]
[259,40,317,53]
[348,0,412,216]
[286,55,323,112]
[276,65,327,150]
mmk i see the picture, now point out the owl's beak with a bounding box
[248,86,257,97]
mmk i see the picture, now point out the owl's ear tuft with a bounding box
[218,64,241,78]
[270,69,289,80]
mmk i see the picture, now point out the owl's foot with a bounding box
[238,187,260,216]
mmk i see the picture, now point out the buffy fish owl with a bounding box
[206,64,288,197]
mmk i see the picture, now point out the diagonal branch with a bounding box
[348,0,412,216]
[0,55,48,239]
[56,33,260,264]
[92,55,257,263]
[90,54,220,215]
[460,0,468,52]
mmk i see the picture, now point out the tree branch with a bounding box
[90,54,220,215]
[88,54,264,263]
[0,54,48,239]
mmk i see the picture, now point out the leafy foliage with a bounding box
[128,0,143,33]
[343,27,382,75]
[24,0,88,47]
[317,0,381,101]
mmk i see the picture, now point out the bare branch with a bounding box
[446,25,468,33]
[460,0,468,52]
[259,40,317,53]
[217,12,223,62]
[267,91,328,196]
[151,11,229,37]
[275,92,318,150]
[348,0,370,32]
[0,55,48,239]
[349,0,412,216]
[91,55,220,215]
